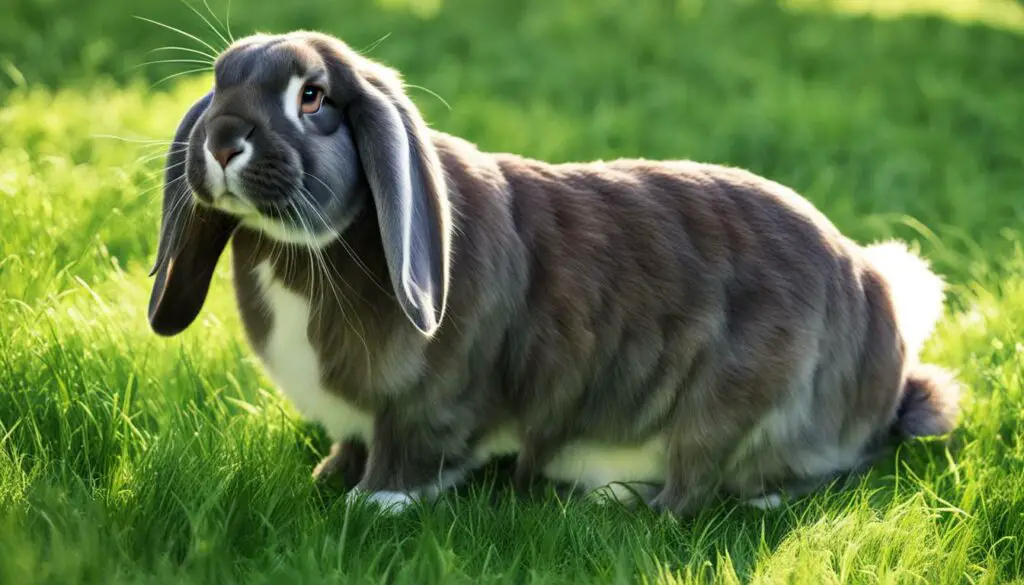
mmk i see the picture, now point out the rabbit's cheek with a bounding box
[300,133,363,234]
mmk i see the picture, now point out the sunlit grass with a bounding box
[784,0,1024,32]
[1,0,1022,583]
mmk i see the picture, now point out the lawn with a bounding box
[1,0,1023,583]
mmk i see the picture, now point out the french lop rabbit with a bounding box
[147,30,961,515]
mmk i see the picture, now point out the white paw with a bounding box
[746,493,783,510]
[346,489,416,513]
[585,482,658,506]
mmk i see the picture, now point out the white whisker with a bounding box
[146,45,218,63]
[294,188,374,377]
[201,0,233,43]
[132,58,214,71]
[137,173,188,203]
[133,16,222,57]
[301,170,393,298]
[179,0,230,50]
[92,134,190,146]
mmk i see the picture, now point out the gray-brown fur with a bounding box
[147,30,961,515]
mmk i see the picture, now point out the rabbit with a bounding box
[147,30,962,516]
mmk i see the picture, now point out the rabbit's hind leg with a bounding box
[649,329,824,517]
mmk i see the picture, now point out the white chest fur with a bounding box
[255,262,374,444]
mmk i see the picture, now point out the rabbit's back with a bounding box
[491,155,847,429]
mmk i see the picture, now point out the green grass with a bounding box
[1,0,1024,582]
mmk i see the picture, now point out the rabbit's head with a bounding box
[148,31,451,338]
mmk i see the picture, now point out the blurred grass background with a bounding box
[1,0,1023,583]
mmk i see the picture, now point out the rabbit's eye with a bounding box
[299,85,324,115]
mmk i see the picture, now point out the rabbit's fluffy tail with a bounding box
[863,240,960,437]
[895,364,961,437]
[862,240,945,360]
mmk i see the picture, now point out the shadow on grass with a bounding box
[295,424,971,577]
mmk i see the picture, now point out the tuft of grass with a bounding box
[1,0,1023,583]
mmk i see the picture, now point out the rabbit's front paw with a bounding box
[345,487,416,513]
[745,493,783,510]
[586,482,660,507]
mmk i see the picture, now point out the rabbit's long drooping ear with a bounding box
[148,91,239,337]
[347,74,452,337]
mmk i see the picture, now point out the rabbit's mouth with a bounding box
[212,190,260,217]
[213,188,349,249]
[211,189,339,248]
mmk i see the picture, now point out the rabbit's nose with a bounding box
[212,145,243,169]
[206,114,255,169]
